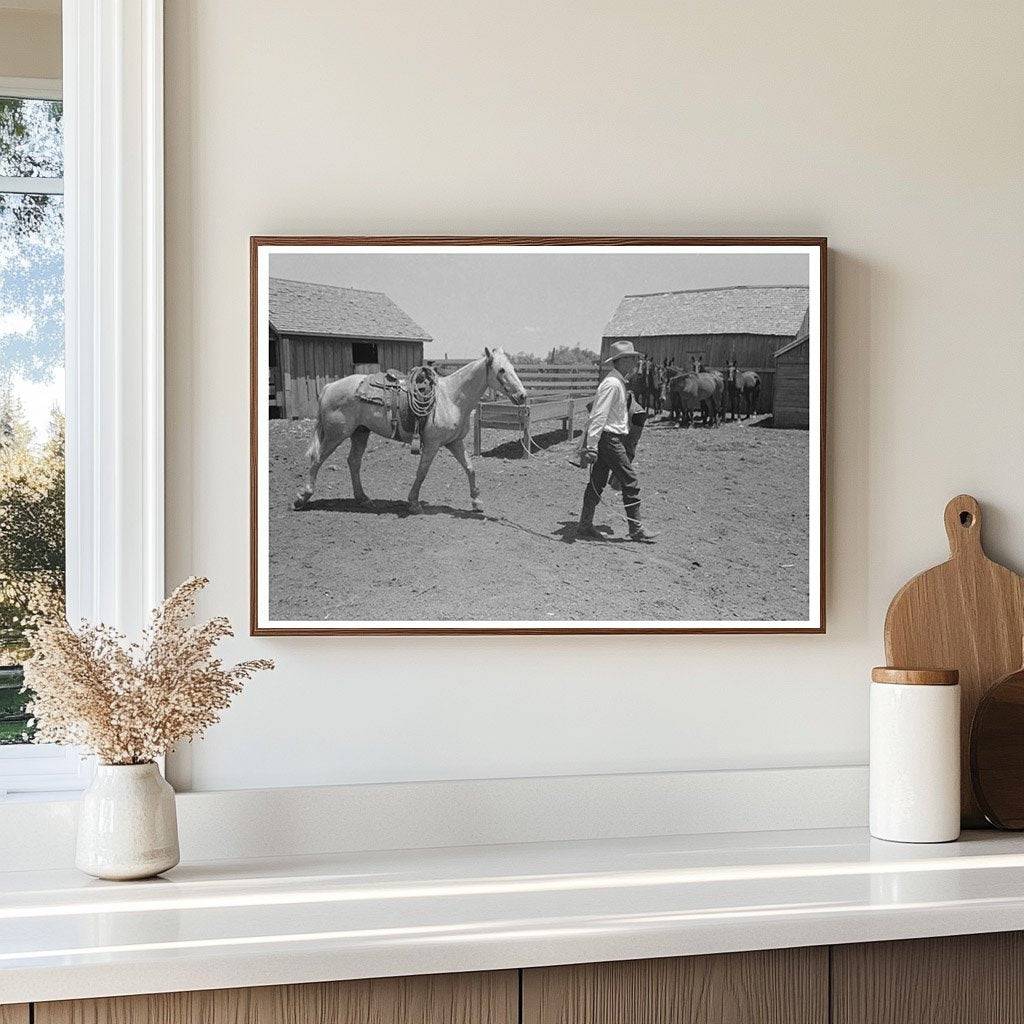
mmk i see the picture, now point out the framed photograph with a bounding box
[250,236,826,635]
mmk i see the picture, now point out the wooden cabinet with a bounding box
[23,932,1024,1024]
[522,948,828,1024]
[832,932,1024,1024]
[34,971,517,1024]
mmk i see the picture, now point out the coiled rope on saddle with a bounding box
[408,366,437,419]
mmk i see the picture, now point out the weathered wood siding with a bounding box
[277,335,425,419]
[774,339,810,428]
[602,333,785,371]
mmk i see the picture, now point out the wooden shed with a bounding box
[773,309,811,428]
[601,285,809,414]
[269,277,431,419]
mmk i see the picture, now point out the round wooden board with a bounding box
[970,664,1024,829]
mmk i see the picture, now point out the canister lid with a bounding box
[871,667,959,686]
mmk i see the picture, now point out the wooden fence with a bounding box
[431,360,599,397]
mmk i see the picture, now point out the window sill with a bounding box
[0,744,93,799]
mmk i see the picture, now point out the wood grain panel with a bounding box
[832,933,1024,1024]
[0,1005,29,1024]
[36,970,517,1024]
[522,948,827,1024]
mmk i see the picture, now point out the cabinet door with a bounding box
[832,932,1024,1024]
[0,1006,29,1024]
[523,948,828,1024]
[36,970,517,1024]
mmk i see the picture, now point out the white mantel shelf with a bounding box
[4,826,1024,1004]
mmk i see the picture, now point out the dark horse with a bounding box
[725,363,761,420]
[628,363,649,412]
[663,368,724,427]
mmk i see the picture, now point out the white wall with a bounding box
[164,0,1024,792]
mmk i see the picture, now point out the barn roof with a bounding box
[269,277,431,343]
[603,285,809,339]
[775,308,810,357]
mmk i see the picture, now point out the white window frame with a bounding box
[0,0,165,799]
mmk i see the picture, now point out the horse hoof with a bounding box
[293,495,310,510]
[407,501,423,515]
[354,495,373,508]
[472,500,484,513]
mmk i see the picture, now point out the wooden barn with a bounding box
[773,308,811,428]
[269,277,431,419]
[601,285,809,414]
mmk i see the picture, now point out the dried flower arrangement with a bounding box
[22,577,273,765]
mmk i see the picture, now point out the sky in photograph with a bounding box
[271,251,810,360]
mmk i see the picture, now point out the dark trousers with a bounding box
[582,431,641,526]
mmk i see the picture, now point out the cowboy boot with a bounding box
[626,503,659,543]
[629,525,658,542]
[576,490,604,541]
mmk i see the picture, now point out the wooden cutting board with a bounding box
[884,494,1024,826]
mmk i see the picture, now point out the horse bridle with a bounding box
[488,353,524,404]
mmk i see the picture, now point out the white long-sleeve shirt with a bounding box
[585,368,629,451]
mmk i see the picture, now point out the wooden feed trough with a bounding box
[473,393,578,457]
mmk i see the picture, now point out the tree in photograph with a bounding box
[547,345,599,365]
[508,350,545,365]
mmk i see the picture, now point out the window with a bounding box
[351,341,379,366]
[0,81,82,797]
[0,7,166,798]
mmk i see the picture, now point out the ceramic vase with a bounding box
[76,762,180,880]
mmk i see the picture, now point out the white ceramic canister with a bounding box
[76,762,180,880]
[869,667,961,843]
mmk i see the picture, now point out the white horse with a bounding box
[294,348,527,514]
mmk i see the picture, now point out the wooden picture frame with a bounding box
[250,236,827,635]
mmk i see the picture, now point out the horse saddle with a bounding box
[355,367,436,443]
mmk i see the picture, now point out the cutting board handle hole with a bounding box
[960,511,975,527]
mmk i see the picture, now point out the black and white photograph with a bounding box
[251,238,825,634]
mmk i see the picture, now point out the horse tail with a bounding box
[306,392,327,466]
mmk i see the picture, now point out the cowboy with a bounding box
[576,341,657,543]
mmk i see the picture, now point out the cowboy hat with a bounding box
[603,340,640,364]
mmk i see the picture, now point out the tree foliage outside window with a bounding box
[0,95,65,745]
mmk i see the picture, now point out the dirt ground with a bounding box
[267,414,810,623]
